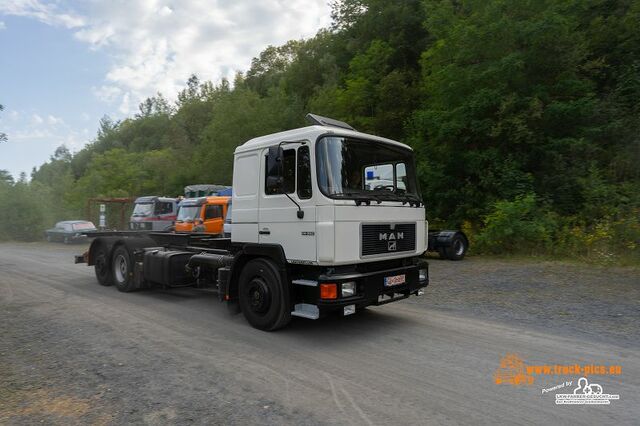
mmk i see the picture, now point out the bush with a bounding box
[555,212,640,264]
[475,194,640,264]
[475,194,559,254]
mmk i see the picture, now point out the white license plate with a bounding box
[384,274,406,287]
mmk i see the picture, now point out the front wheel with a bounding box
[238,258,291,331]
[112,246,136,292]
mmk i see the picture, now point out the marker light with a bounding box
[320,283,337,299]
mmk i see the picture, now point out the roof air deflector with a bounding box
[305,113,355,131]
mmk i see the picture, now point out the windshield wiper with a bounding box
[371,189,404,201]
[332,192,381,206]
[400,193,423,207]
[370,189,423,207]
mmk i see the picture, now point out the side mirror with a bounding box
[266,145,284,194]
[266,175,284,193]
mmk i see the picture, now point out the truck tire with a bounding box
[94,244,113,286]
[238,258,291,331]
[112,246,136,292]
[444,233,467,261]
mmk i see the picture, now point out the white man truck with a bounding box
[76,114,437,331]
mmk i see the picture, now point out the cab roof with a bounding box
[134,196,176,203]
[180,196,230,206]
[234,125,413,154]
[205,195,230,204]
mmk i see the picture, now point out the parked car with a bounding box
[45,220,97,244]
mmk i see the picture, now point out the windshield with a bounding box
[132,203,154,217]
[316,136,420,201]
[177,205,201,222]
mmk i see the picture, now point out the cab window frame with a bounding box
[264,147,296,196]
[204,204,223,220]
[297,145,312,200]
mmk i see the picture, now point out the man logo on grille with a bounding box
[388,241,397,251]
[379,232,404,241]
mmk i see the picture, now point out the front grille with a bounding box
[130,221,151,230]
[361,223,416,256]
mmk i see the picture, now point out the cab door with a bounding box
[203,204,224,234]
[258,144,316,262]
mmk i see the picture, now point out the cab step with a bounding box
[291,303,319,320]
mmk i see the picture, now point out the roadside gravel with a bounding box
[413,255,640,348]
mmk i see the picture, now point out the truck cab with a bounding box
[229,115,428,324]
[129,196,178,231]
[232,119,426,266]
[175,196,230,234]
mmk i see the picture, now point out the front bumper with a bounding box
[313,259,429,316]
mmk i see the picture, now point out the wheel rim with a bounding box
[246,278,271,315]
[114,254,127,283]
[454,239,465,256]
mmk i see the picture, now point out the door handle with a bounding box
[259,229,271,235]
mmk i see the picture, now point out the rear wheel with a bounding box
[94,244,113,286]
[444,233,467,261]
[238,258,291,331]
[112,246,136,292]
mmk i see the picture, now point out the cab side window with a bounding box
[265,148,296,195]
[297,145,312,199]
[204,205,222,219]
[158,202,173,214]
[282,149,296,194]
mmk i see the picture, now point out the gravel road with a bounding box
[1,242,638,425]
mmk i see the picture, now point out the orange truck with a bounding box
[174,196,230,234]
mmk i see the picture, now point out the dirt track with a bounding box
[1,242,638,425]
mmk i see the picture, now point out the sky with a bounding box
[0,0,332,180]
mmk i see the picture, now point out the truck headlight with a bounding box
[341,281,356,297]
[418,268,428,282]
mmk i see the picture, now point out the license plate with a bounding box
[384,274,406,287]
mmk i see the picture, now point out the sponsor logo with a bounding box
[555,377,620,405]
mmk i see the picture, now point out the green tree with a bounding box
[0,103,7,143]
[0,169,13,185]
